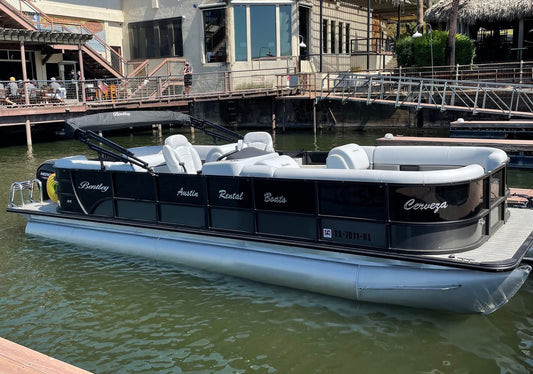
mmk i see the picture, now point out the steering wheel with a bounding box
[216,149,239,161]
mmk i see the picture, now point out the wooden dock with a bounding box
[0,337,92,374]
[449,119,533,138]
[509,188,533,208]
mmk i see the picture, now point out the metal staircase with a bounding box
[0,0,126,78]
[321,73,533,118]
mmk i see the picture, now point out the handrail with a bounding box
[126,60,150,78]
[148,57,187,77]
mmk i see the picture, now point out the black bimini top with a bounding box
[65,111,191,138]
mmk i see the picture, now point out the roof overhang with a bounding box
[0,28,92,45]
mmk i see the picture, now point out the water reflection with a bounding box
[0,129,532,373]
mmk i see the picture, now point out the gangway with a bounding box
[319,73,533,118]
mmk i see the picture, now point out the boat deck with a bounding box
[425,208,533,267]
[0,337,92,374]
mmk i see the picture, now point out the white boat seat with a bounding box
[163,134,202,174]
[243,131,274,152]
[326,143,370,170]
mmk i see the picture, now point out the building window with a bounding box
[346,23,350,53]
[128,17,183,58]
[330,21,335,54]
[251,5,276,58]
[128,17,183,59]
[233,4,292,61]
[203,8,227,63]
[279,5,291,56]
[322,19,328,53]
[338,22,343,53]
[234,6,247,61]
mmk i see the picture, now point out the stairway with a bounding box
[0,0,124,78]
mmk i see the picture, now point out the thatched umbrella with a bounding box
[426,0,533,61]
[425,0,533,25]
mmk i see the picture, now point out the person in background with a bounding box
[0,81,16,106]
[182,62,193,96]
[26,80,37,101]
[8,77,20,104]
[49,77,67,101]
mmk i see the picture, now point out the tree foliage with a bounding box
[396,30,475,67]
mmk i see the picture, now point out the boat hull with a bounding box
[24,213,531,314]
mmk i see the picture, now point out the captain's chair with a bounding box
[243,131,274,152]
[162,135,202,174]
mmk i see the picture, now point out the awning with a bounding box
[65,110,191,138]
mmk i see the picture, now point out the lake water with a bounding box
[1,127,533,374]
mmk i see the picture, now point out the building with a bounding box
[0,0,416,85]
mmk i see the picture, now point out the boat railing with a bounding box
[189,116,243,143]
[76,130,153,173]
[8,179,42,208]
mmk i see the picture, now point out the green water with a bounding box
[1,128,533,374]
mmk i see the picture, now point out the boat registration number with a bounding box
[323,228,371,242]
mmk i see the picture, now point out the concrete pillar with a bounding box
[78,45,86,104]
[518,18,525,61]
[20,41,30,105]
[25,120,32,147]
[271,99,276,130]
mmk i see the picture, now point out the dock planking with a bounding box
[0,337,92,374]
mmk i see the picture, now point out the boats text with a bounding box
[264,192,287,204]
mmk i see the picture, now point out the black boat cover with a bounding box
[65,110,191,138]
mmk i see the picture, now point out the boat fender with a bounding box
[46,173,59,204]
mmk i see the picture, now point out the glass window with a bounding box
[330,20,335,54]
[338,22,343,53]
[345,23,350,53]
[322,19,328,53]
[234,6,247,61]
[251,5,276,58]
[279,5,291,56]
[128,17,183,59]
[203,8,227,63]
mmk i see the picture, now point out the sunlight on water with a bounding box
[1,129,533,373]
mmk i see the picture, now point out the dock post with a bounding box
[313,99,317,135]
[25,119,32,147]
[271,99,276,130]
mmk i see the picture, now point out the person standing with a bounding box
[182,62,193,96]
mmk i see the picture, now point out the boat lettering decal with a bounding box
[263,192,287,204]
[403,198,448,213]
[78,181,110,193]
[323,228,332,238]
[112,111,131,118]
[176,187,199,198]
[218,189,244,200]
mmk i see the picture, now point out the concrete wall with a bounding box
[190,96,416,129]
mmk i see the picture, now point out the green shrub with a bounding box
[396,30,475,67]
